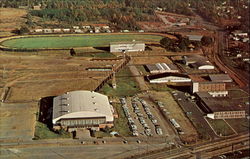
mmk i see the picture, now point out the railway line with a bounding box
[213,31,249,88]
[133,133,249,159]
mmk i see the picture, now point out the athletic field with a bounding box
[1,34,163,49]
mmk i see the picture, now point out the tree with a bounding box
[26,13,34,27]
[12,26,29,35]
[178,37,190,51]
[201,36,213,46]
[160,37,176,51]
[70,48,76,56]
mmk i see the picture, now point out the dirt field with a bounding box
[148,91,199,143]
[132,56,173,65]
[0,8,27,36]
[0,53,122,102]
[0,102,37,142]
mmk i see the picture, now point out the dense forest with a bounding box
[0,0,192,30]
[0,0,249,30]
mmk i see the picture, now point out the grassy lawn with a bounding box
[33,121,71,140]
[2,34,163,49]
[149,83,174,91]
[93,103,131,137]
[206,118,235,136]
[136,65,149,76]
[225,118,249,133]
[99,67,140,97]
[111,103,132,137]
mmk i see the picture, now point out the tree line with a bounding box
[1,0,193,30]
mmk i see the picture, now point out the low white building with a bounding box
[43,29,52,33]
[34,29,43,33]
[110,41,145,53]
[147,73,191,83]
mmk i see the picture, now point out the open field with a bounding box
[225,118,249,133]
[0,8,27,37]
[1,34,163,49]
[206,118,236,137]
[0,102,37,142]
[0,54,122,102]
[34,121,72,139]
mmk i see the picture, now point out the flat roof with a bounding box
[196,92,248,113]
[209,74,232,82]
[52,90,114,124]
[189,75,208,82]
[187,35,203,41]
[110,41,144,45]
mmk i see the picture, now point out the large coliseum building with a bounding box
[52,90,114,131]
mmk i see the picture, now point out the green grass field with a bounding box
[99,67,140,97]
[33,121,72,139]
[2,34,163,49]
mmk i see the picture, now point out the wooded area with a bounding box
[0,0,248,30]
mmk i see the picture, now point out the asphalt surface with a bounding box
[171,91,217,139]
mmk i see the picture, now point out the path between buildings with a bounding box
[128,62,149,91]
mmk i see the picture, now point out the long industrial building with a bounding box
[196,92,246,119]
[52,90,114,131]
[147,73,191,83]
[110,41,145,53]
[145,63,179,74]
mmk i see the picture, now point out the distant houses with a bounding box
[31,25,112,34]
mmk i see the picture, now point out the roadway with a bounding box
[133,133,249,159]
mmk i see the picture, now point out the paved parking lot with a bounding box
[171,91,217,139]
[121,96,170,138]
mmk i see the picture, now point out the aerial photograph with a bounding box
[0,0,249,159]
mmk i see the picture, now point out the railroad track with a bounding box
[213,31,249,88]
[131,133,249,159]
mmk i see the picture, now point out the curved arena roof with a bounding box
[52,90,114,124]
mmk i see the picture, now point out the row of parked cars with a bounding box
[157,101,184,135]
[120,97,139,136]
[131,97,152,136]
[138,98,163,136]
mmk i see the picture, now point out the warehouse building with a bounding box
[145,63,179,74]
[190,75,228,97]
[187,35,203,41]
[147,73,191,83]
[196,92,246,119]
[52,90,114,131]
[110,41,145,53]
[208,74,233,83]
[183,55,214,70]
